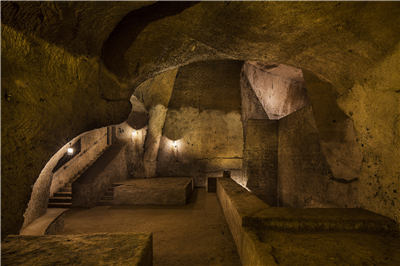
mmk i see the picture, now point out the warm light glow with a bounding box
[173,141,177,148]
[67,148,74,155]
[132,129,136,135]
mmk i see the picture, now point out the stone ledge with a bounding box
[217,177,399,266]
[2,233,153,266]
[20,208,68,236]
[247,208,399,235]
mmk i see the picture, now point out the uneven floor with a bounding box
[58,188,241,266]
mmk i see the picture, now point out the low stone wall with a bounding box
[44,212,65,235]
[20,209,67,236]
[216,178,399,266]
[217,178,275,265]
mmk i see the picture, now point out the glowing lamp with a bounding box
[68,147,74,155]
[173,141,177,148]
[132,129,136,135]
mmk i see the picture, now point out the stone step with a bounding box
[97,200,113,206]
[59,187,72,192]
[53,192,72,197]
[101,196,114,201]
[104,191,114,196]
[48,202,71,208]
[49,197,72,203]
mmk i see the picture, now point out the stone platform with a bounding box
[1,233,153,266]
[114,177,193,206]
[217,177,400,266]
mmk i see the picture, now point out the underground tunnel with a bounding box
[1,1,400,265]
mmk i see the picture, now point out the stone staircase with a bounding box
[48,147,108,208]
[97,184,122,206]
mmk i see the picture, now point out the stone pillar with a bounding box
[143,104,168,178]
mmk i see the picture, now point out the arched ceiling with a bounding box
[3,1,400,95]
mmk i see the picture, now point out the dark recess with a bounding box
[101,1,200,78]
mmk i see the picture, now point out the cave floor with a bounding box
[58,188,242,266]
[258,229,400,265]
[57,187,400,266]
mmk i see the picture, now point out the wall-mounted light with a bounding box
[67,144,74,155]
[132,129,136,135]
[173,141,177,148]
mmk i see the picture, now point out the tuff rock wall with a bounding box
[157,60,244,187]
[2,1,399,238]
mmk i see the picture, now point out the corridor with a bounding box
[58,188,241,266]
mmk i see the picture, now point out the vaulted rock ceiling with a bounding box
[2,1,400,239]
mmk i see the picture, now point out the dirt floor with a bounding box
[58,188,242,266]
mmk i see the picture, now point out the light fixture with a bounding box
[132,129,136,135]
[67,144,73,156]
[173,141,177,148]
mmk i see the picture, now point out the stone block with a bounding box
[216,177,399,266]
[2,233,153,266]
[114,177,193,205]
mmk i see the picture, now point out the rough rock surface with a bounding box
[1,233,153,266]
[157,60,243,186]
[72,140,132,207]
[243,62,309,119]
[278,106,359,208]
[133,68,178,111]
[144,105,168,178]
[240,69,269,141]
[133,69,177,178]
[1,24,130,238]
[114,177,193,206]
[2,1,399,237]
[244,120,278,207]
[217,177,400,266]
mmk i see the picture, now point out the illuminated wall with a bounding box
[156,60,244,186]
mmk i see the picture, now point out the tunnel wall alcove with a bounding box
[21,127,109,231]
[2,1,399,239]
[1,21,132,239]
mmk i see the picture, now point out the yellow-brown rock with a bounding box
[1,1,399,239]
